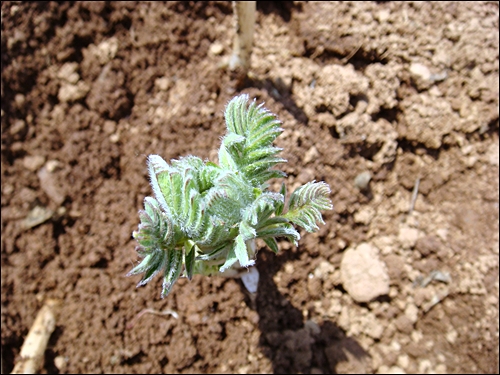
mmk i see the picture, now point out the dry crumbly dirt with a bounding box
[1,1,499,374]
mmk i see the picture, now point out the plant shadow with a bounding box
[238,247,370,374]
[231,74,309,127]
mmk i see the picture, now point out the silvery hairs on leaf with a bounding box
[128,94,333,298]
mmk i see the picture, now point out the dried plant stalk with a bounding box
[229,1,256,74]
[11,299,61,374]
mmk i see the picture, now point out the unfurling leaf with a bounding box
[285,181,333,232]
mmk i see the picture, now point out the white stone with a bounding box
[313,260,335,279]
[418,359,432,373]
[376,9,390,23]
[435,363,447,373]
[485,142,499,166]
[110,133,120,143]
[155,76,171,91]
[445,328,458,344]
[398,226,420,249]
[54,356,68,371]
[45,160,61,173]
[397,354,410,369]
[58,81,90,102]
[354,206,375,225]
[364,315,384,340]
[410,62,433,89]
[37,166,66,205]
[436,228,448,241]
[23,155,46,172]
[405,303,419,323]
[340,243,390,303]
[57,62,80,84]
[303,146,319,164]
[209,42,224,55]
[386,366,406,374]
[96,37,119,64]
[337,306,351,330]
[354,171,372,190]
[411,330,423,343]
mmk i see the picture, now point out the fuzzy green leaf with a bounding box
[219,245,238,273]
[256,223,300,246]
[242,191,284,225]
[263,237,279,254]
[235,235,254,268]
[128,248,166,287]
[148,155,172,215]
[284,181,333,232]
[223,94,285,187]
[184,240,196,281]
[161,249,183,298]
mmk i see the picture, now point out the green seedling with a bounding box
[128,94,332,298]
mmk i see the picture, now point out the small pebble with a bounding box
[23,155,45,172]
[54,355,68,371]
[22,206,54,230]
[110,133,120,143]
[354,171,372,190]
[209,42,224,55]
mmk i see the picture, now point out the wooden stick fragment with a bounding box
[229,1,256,75]
[11,299,61,374]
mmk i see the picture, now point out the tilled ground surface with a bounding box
[1,2,498,373]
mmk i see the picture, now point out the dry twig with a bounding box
[126,308,178,330]
[11,299,61,374]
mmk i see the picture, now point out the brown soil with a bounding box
[1,2,498,374]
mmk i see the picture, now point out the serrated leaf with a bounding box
[223,133,246,149]
[195,218,231,248]
[263,237,279,254]
[219,245,238,273]
[184,240,196,280]
[234,235,255,268]
[222,95,285,187]
[218,145,238,171]
[256,223,300,245]
[243,192,283,225]
[197,164,220,193]
[171,155,204,172]
[134,197,175,250]
[249,170,287,188]
[255,216,290,230]
[204,188,242,226]
[285,181,333,232]
[239,220,257,240]
[247,146,283,162]
[148,155,171,214]
[195,242,230,261]
[275,183,286,216]
[161,249,183,298]
[225,94,251,135]
[128,248,167,287]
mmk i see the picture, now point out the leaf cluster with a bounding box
[128,94,332,297]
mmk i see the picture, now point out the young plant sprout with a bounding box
[128,94,332,298]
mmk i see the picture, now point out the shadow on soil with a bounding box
[239,248,369,374]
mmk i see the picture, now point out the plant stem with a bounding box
[219,239,257,277]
